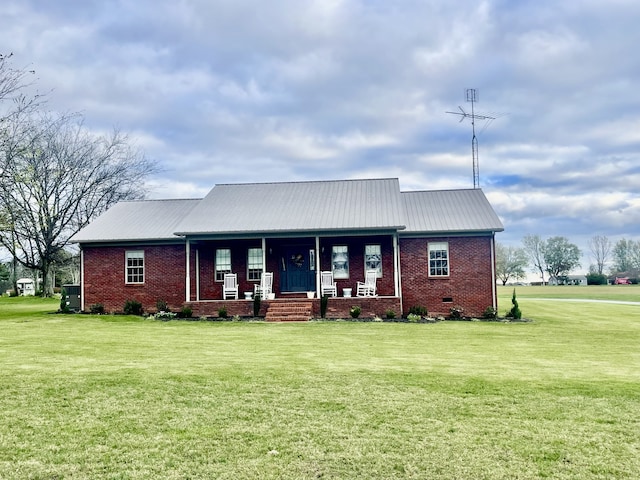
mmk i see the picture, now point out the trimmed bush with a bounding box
[449,305,464,319]
[320,295,329,318]
[179,306,192,318]
[156,299,169,312]
[253,294,261,317]
[385,309,396,319]
[89,303,105,315]
[123,299,143,316]
[506,289,522,319]
[482,306,497,319]
[349,305,361,319]
[408,305,428,317]
[218,306,228,319]
[59,289,70,313]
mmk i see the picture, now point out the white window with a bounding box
[332,245,349,279]
[247,248,263,281]
[428,242,449,277]
[364,244,382,277]
[126,250,144,284]
[215,249,231,282]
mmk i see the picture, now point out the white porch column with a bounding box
[185,239,191,303]
[262,237,267,272]
[315,236,321,297]
[393,233,403,314]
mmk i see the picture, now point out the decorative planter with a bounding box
[266,293,276,300]
[306,291,315,299]
[343,288,352,297]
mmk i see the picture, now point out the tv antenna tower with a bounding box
[446,89,496,189]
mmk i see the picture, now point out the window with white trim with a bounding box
[125,250,144,284]
[332,245,349,279]
[428,242,449,277]
[215,248,231,282]
[247,248,263,281]
[364,244,382,277]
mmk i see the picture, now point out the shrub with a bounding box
[385,309,396,319]
[482,306,497,319]
[586,273,607,285]
[449,305,464,319]
[506,289,522,319]
[407,313,421,323]
[156,299,169,312]
[59,289,70,313]
[253,294,261,317]
[154,311,176,321]
[409,305,428,317]
[89,303,105,315]
[123,299,143,316]
[180,306,193,318]
[320,295,329,318]
[218,306,228,319]
[349,305,361,319]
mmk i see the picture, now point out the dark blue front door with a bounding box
[280,246,315,292]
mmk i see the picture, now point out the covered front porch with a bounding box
[185,294,403,320]
[185,233,402,303]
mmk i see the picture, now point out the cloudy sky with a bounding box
[3,0,640,271]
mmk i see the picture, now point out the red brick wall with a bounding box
[82,234,496,318]
[82,244,186,313]
[399,235,496,317]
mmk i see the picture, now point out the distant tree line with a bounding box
[496,234,640,285]
[0,53,157,296]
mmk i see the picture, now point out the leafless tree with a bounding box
[495,243,529,285]
[522,234,547,284]
[0,111,157,295]
[587,235,611,275]
[0,52,41,120]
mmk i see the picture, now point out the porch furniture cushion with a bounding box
[356,270,377,297]
[254,272,273,298]
[223,273,239,300]
[320,271,337,297]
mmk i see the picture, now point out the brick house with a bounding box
[72,178,503,319]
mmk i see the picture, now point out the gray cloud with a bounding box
[3,0,640,269]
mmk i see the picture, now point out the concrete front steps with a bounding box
[265,301,313,322]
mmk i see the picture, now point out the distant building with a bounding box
[549,275,587,286]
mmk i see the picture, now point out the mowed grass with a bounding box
[0,288,639,479]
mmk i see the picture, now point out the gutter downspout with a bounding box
[80,248,85,312]
[491,234,497,310]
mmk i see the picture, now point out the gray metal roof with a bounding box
[174,178,406,235]
[70,199,200,243]
[401,189,504,234]
[72,179,503,243]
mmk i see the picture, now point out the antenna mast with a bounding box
[446,89,496,189]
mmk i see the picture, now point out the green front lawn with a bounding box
[1,292,639,479]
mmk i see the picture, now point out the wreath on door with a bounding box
[291,253,304,268]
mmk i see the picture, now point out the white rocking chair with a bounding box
[320,271,337,297]
[223,273,238,300]
[356,270,378,297]
[254,272,273,299]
